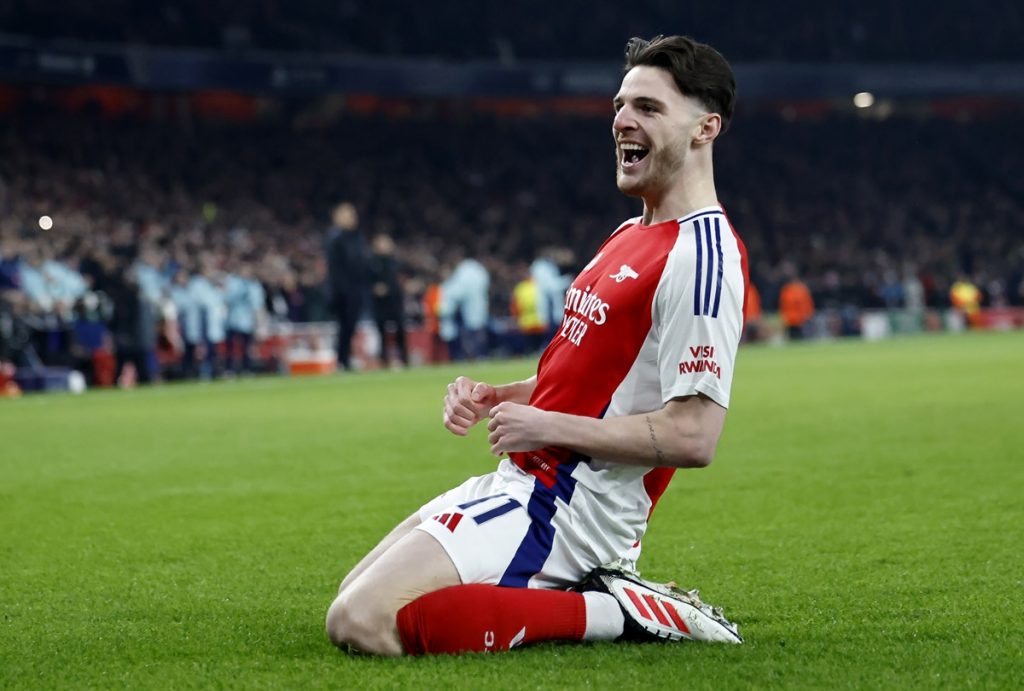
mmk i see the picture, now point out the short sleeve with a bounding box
[654,217,745,408]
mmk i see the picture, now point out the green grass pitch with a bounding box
[2,331,1022,689]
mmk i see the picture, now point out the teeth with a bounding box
[621,143,647,151]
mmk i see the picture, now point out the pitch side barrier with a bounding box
[259,320,437,374]
[859,307,1024,340]
[756,307,1024,344]
[5,310,1020,397]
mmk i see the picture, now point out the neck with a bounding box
[640,153,718,225]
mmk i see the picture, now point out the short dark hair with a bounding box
[624,35,736,132]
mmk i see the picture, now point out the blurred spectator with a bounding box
[133,245,168,306]
[0,240,20,290]
[879,270,904,310]
[510,264,547,355]
[530,252,568,342]
[902,265,925,328]
[299,263,331,323]
[326,202,369,371]
[949,273,983,327]
[442,254,490,360]
[743,282,763,343]
[0,292,35,369]
[225,263,265,374]
[69,296,115,387]
[779,267,816,341]
[422,272,447,363]
[16,247,54,315]
[171,267,202,378]
[903,266,925,312]
[368,233,409,368]
[190,257,227,378]
[107,261,156,384]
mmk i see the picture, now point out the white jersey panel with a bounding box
[655,212,745,408]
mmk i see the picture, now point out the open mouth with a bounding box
[620,143,650,168]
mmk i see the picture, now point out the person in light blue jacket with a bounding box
[225,263,265,374]
[43,255,87,317]
[133,246,168,307]
[170,267,201,378]
[16,249,54,314]
[189,260,227,379]
[442,255,490,360]
[530,255,567,341]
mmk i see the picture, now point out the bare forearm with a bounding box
[494,376,537,405]
[541,402,722,468]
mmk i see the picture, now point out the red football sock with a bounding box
[396,584,586,655]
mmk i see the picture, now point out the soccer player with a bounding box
[326,34,749,655]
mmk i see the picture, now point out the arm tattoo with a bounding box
[646,415,666,464]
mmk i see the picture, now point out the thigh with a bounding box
[344,528,462,609]
[337,511,421,595]
[337,468,512,595]
[327,528,462,656]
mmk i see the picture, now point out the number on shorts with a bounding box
[458,493,522,525]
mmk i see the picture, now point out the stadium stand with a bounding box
[3,102,1021,298]
[1,3,1022,389]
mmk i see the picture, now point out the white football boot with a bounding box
[577,561,743,644]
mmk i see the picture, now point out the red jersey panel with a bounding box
[510,206,748,509]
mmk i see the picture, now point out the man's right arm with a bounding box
[443,375,536,436]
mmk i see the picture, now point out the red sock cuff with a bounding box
[396,584,586,655]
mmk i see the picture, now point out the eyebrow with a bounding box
[612,95,667,110]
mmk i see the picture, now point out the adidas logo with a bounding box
[431,512,463,532]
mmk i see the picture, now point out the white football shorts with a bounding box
[415,459,635,590]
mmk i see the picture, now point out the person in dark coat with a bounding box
[325,202,370,371]
[107,260,156,384]
[368,233,409,368]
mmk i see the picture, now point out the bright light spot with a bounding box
[853,92,875,109]
[38,215,53,230]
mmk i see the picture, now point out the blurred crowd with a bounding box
[3,0,1022,62]
[1,102,1023,386]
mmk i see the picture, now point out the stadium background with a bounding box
[2,1,1023,385]
[1,3,1022,689]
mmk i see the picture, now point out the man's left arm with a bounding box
[486,394,725,468]
[489,218,748,468]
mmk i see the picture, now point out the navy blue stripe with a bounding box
[498,460,579,587]
[472,496,521,524]
[702,217,715,316]
[693,220,703,316]
[457,493,507,510]
[711,218,724,318]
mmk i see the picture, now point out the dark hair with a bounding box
[624,35,736,132]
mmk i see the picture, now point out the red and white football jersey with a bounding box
[507,205,749,557]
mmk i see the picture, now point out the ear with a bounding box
[693,113,722,145]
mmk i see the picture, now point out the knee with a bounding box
[324,595,351,648]
[325,590,403,656]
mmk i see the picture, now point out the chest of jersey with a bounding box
[533,221,680,417]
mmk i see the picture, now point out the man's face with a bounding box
[612,66,707,199]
